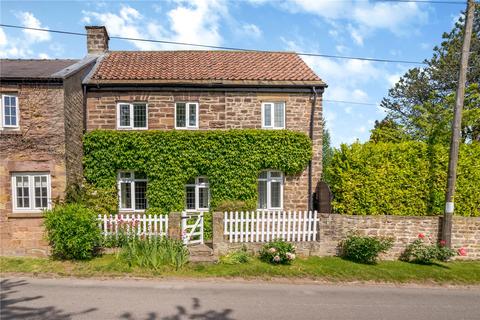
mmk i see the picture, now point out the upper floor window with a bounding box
[185,176,209,211]
[175,102,198,129]
[11,173,51,212]
[262,102,285,129]
[117,103,147,129]
[258,170,283,210]
[118,171,147,211]
[1,94,19,129]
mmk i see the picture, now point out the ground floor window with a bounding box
[186,176,209,211]
[258,170,283,210]
[118,171,147,211]
[11,173,51,212]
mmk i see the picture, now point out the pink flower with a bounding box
[286,252,295,260]
[418,233,425,239]
[439,240,446,246]
[268,247,277,254]
[458,248,467,256]
[273,255,281,262]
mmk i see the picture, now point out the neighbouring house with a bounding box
[0,25,326,256]
[0,56,98,256]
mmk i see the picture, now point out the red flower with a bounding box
[439,240,446,246]
[418,233,425,239]
[458,248,467,256]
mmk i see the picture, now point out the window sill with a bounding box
[9,212,45,219]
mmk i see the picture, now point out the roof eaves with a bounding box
[82,52,108,85]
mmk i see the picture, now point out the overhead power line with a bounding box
[324,99,379,106]
[0,24,427,65]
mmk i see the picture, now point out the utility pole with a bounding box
[442,0,475,248]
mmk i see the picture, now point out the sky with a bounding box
[0,0,467,146]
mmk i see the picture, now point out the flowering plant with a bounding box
[259,239,296,265]
[401,234,459,264]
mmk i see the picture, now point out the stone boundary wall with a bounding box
[212,213,480,260]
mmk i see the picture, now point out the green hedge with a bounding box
[326,142,480,217]
[83,129,312,214]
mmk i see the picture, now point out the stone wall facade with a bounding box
[0,83,66,256]
[212,213,480,260]
[86,90,323,211]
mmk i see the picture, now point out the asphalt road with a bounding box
[1,277,479,320]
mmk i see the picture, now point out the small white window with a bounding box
[118,171,147,211]
[262,102,285,129]
[258,170,283,210]
[11,173,51,212]
[1,94,19,129]
[116,103,148,129]
[185,176,209,211]
[175,102,199,129]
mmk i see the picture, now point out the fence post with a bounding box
[212,211,227,256]
[168,212,182,241]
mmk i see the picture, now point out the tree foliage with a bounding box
[377,9,480,144]
[326,142,480,217]
[83,129,312,214]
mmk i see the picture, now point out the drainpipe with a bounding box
[82,84,87,133]
[308,86,318,211]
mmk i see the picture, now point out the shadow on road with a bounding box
[0,278,97,320]
[119,297,235,320]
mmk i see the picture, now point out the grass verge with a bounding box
[1,255,479,285]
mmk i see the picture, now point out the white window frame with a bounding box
[257,170,284,210]
[175,102,199,129]
[11,172,51,213]
[1,94,20,129]
[116,102,148,130]
[261,102,285,129]
[185,176,210,212]
[117,171,148,212]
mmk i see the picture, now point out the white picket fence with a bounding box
[224,211,319,243]
[98,214,168,238]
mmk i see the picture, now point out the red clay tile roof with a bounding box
[90,51,324,85]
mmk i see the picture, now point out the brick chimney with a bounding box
[85,26,109,54]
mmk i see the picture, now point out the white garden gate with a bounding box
[181,211,204,245]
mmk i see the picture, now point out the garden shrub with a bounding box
[120,237,189,270]
[326,142,480,216]
[44,203,101,260]
[259,239,296,264]
[215,200,254,212]
[220,245,252,265]
[65,181,117,216]
[83,129,312,214]
[340,233,394,264]
[400,234,458,264]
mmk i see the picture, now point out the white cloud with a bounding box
[344,106,353,114]
[356,126,367,133]
[82,1,227,51]
[241,23,262,39]
[17,11,51,43]
[251,0,428,44]
[38,53,50,59]
[0,28,7,46]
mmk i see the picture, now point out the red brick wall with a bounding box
[86,90,323,211]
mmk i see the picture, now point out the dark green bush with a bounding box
[259,239,296,264]
[44,204,101,260]
[401,234,457,264]
[340,233,394,264]
[326,142,480,216]
[120,237,189,270]
[83,129,312,214]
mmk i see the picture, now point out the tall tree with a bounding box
[322,118,334,184]
[377,8,479,144]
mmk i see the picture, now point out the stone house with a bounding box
[0,25,326,256]
[0,57,97,256]
[83,26,326,215]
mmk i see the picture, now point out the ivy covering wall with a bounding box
[325,142,480,217]
[83,130,312,214]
